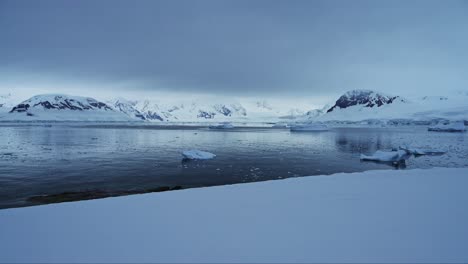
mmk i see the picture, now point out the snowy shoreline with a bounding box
[1,168,467,263]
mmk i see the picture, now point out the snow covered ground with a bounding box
[1,168,467,263]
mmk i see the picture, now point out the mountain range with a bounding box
[0,90,467,123]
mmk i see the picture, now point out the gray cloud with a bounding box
[1,0,468,98]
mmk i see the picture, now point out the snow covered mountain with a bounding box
[326,90,405,113]
[3,94,134,121]
[134,99,249,122]
[0,93,311,123]
[313,90,468,122]
[107,98,146,121]
[0,93,15,113]
[1,90,466,123]
[109,98,307,122]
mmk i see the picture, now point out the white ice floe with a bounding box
[181,150,216,160]
[271,122,289,128]
[289,123,329,132]
[209,122,234,129]
[428,121,466,132]
[1,168,468,263]
[399,146,446,156]
[360,150,409,162]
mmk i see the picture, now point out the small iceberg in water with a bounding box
[209,122,234,129]
[428,121,466,132]
[182,150,216,160]
[272,122,289,128]
[399,146,446,156]
[290,123,328,132]
[360,150,409,162]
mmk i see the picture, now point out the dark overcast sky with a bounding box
[1,0,468,99]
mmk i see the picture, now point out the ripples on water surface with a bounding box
[0,123,467,208]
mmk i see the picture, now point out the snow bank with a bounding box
[182,150,216,160]
[428,121,466,132]
[360,150,409,162]
[289,123,329,132]
[1,168,468,263]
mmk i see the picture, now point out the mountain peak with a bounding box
[5,94,133,121]
[327,90,403,113]
[10,94,113,114]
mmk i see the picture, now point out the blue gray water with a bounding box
[0,124,467,209]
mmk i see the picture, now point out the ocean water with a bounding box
[0,123,467,209]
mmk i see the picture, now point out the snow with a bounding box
[181,150,216,160]
[272,122,289,128]
[107,97,146,120]
[399,146,446,156]
[315,90,468,123]
[1,90,467,124]
[428,121,466,132]
[2,94,135,122]
[0,168,467,263]
[209,122,235,129]
[289,123,329,132]
[360,149,409,162]
[0,93,14,113]
[132,97,309,122]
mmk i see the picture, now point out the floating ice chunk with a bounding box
[290,123,328,132]
[209,122,234,129]
[360,150,409,162]
[272,122,289,128]
[182,150,216,160]
[399,146,446,156]
[428,122,466,132]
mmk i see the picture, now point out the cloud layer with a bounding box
[1,0,468,99]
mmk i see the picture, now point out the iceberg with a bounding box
[289,123,329,132]
[360,150,409,162]
[209,122,234,129]
[272,122,289,128]
[428,122,466,132]
[399,146,446,156]
[181,150,216,160]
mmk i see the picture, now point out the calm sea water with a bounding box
[0,124,467,209]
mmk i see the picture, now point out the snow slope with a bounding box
[135,99,249,122]
[314,90,468,122]
[0,93,15,113]
[106,98,146,121]
[1,168,467,263]
[1,90,466,123]
[2,94,135,122]
[327,90,404,113]
[129,98,307,122]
